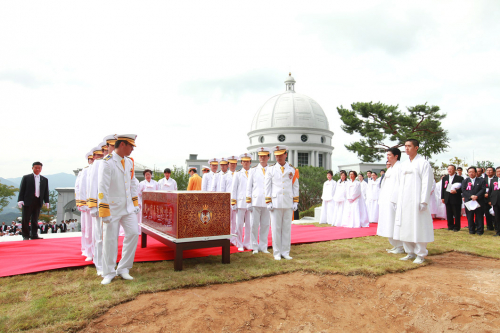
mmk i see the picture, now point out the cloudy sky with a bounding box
[1,1,499,178]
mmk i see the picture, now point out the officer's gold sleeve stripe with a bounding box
[99,207,110,217]
[293,196,299,203]
[80,200,87,206]
[231,199,237,205]
[132,196,138,201]
[87,198,97,208]
[265,197,272,203]
[245,197,252,203]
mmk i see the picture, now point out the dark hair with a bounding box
[457,167,463,171]
[359,173,364,178]
[487,166,494,172]
[405,138,420,147]
[114,140,129,149]
[387,147,402,161]
[467,166,477,172]
[448,164,456,170]
[32,162,43,167]
[380,170,385,173]
[372,171,377,175]
[327,170,333,176]
[339,170,347,180]
[349,170,358,177]
[143,169,152,176]
[367,170,372,173]
[496,167,500,171]
[164,168,171,174]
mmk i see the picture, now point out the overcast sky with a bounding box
[1,1,499,179]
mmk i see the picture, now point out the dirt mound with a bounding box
[82,253,500,332]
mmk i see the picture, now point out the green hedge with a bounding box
[299,203,321,219]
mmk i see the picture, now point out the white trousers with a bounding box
[236,208,251,249]
[250,207,270,252]
[102,213,140,279]
[403,242,428,257]
[270,208,293,258]
[92,216,103,272]
[320,200,335,224]
[230,209,237,246]
[81,211,93,258]
[388,237,403,248]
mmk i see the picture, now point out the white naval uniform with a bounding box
[98,153,140,279]
[201,172,216,192]
[220,171,237,245]
[246,165,270,252]
[231,169,251,249]
[88,158,104,272]
[78,166,93,258]
[217,171,229,192]
[265,162,299,258]
[74,170,83,254]
[157,177,177,191]
[320,179,336,224]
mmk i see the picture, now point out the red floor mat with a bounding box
[0,217,469,277]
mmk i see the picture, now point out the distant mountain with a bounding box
[0,212,21,223]
[0,173,76,214]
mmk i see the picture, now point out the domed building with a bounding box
[247,73,334,169]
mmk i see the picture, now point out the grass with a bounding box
[0,227,499,332]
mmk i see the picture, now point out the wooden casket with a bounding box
[141,191,231,239]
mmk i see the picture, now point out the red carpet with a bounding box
[0,217,469,277]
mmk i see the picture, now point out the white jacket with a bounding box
[217,171,231,192]
[246,164,268,207]
[98,153,139,218]
[231,169,250,209]
[77,167,89,207]
[321,179,336,201]
[158,177,177,191]
[265,162,299,209]
[87,159,102,208]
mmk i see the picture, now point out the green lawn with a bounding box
[0,227,498,332]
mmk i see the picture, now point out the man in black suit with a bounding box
[483,167,497,231]
[17,162,50,240]
[61,220,68,233]
[9,221,18,235]
[1,222,7,232]
[39,221,49,234]
[488,167,500,237]
[441,165,464,232]
[462,167,486,235]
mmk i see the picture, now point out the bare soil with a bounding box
[82,253,500,332]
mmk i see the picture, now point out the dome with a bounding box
[250,74,329,131]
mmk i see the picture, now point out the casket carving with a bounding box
[141,191,231,239]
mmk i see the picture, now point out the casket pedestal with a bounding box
[140,191,231,271]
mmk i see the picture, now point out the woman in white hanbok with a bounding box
[366,173,380,223]
[358,174,367,200]
[428,181,438,218]
[320,171,337,224]
[434,176,447,219]
[332,171,348,226]
[341,171,369,228]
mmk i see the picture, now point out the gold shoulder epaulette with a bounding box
[251,165,258,168]
[104,154,112,161]
[84,166,89,168]
[217,170,221,173]
[289,163,294,168]
[270,163,276,167]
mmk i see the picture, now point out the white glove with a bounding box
[90,207,98,217]
[267,203,274,211]
[45,203,50,209]
[80,205,89,212]
[247,203,253,212]
[231,205,238,211]
[489,207,495,216]
[391,203,397,211]
[18,201,24,209]
[133,207,140,214]
[102,216,111,224]
[419,203,428,211]
[293,203,298,211]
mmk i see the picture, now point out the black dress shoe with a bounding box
[23,237,30,241]
[469,232,476,235]
[477,233,483,236]
[30,236,43,240]
[454,230,459,232]
[487,228,495,231]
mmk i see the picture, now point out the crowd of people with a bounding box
[0,219,79,237]
[72,133,299,285]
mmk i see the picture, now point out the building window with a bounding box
[259,136,265,143]
[321,136,325,143]
[319,154,323,168]
[301,134,308,142]
[278,134,286,142]
[298,153,309,166]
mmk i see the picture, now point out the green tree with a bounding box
[337,102,449,162]
[0,183,18,213]
[297,166,338,211]
[440,156,469,170]
[153,166,190,191]
[48,190,57,216]
[476,160,494,169]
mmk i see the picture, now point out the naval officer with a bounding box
[214,157,229,192]
[265,145,299,260]
[222,156,239,246]
[231,153,253,251]
[202,159,219,192]
[98,134,141,285]
[246,147,271,254]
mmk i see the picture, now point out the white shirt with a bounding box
[158,177,177,191]
[470,177,476,186]
[34,173,40,197]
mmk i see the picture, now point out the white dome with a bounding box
[250,75,329,131]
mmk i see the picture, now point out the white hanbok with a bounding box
[320,180,336,224]
[434,180,447,219]
[428,181,438,216]
[138,179,159,227]
[377,161,403,248]
[332,180,347,226]
[366,178,380,223]
[394,154,434,257]
[341,180,369,228]
[360,180,367,200]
